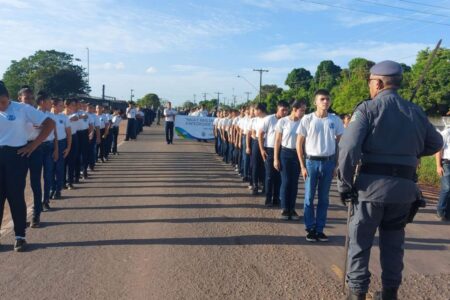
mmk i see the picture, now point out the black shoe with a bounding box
[74,179,80,184]
[67,184,74,190]
[436,214,449,222]
[242,177,248,182]
[280,210,290,220]
[43,202,51,211]
[63,184,68,190]
[49,190,55,200]
[316,232,329,242]
[273,199,281,207]
[381,287,398,300]
[30,216,40,228]
[264,200,273,208]
[14,239,27,252]
[290,210,300,221]
[306,229,318,242]
[53,192,62,200]
[251,189,258,196]
[100,158,105,163]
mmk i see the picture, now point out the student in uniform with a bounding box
[274,100,307,220]
[64,99,80,190]
[250,104,267,195]
[213,113,220,154]
[111,108,122,155]
[0,81,54,251]
[136,106,144,135]
[125,102,137,141]
[297,89,344,242]
[258,100,289,207]
[35,92,58,216]
[87,104,101,171]
[103,108,113,160]
[164,102,177,144]
[244,106,255,185]
[18,87,45,221]
[75,101,90,181]
[51,98,71,200]
[96,105,110,163]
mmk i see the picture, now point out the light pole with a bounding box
[237,74,259,92]
[253,69,269,103]
[245,92,251,102]
[130,89,134,102]
[215,92,222,111]
[202,92,208,101]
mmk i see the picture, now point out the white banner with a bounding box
[174,116,215,140]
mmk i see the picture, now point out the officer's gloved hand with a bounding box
[339,189,357,206]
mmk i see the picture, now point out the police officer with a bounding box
[338,61,443,300]
[0,81,54,251]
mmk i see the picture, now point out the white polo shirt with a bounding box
[275,116,300,149]
[297,113,344,157]
[261,114,280,148]
[0,101,47,147]
[43,111,55,142]
[78,111,90,131]
[112,115,122,127]
[440,128,450,159]
[164,109,177,122]
[126,107,136,119]
[98,114,109,129]
[88,113,100,128]
[68,113,79,134]
[53,113,70,141]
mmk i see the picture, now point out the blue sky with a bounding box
[0,0,449,105]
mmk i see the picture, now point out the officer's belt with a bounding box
[360,163,416,181]
[306,155,334,161]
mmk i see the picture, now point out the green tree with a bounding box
[402,47,450,114]
[181,101,195,110]
[2,50,89,98]
[138,93,160,109]
[331,58,374,114]
[285,68,313,90]
[314,60,342,91]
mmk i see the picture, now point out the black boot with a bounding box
[347,290,366,300]
[382,287,398,300]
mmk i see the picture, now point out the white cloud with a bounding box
[98,62,125,71]
[336,15,392,27]
[242,0,327,12]
[146,67,157,74]
[259,41,430,65]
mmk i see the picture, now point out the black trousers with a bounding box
[111,127,119,154]
[251,139,264,189]
[97,128,106,160]
[76,129,89,178]
[126,118,137,140]
[165,121,174,143]
[0,146,28,237]
[65,133,79,185]
[264,147,281,204]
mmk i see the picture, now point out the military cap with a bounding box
[370,60,403,76]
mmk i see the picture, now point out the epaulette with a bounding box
[349,99,370,123]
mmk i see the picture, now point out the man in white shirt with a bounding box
[87,104,101,171]
[125,102,137,141]
[111,109,123,155]
[436,128,450,221]
[249,103,267,195]
[296,89,344,242]
[164,102,177,144]
[258,100,289,207]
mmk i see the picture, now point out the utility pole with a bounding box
[86,47,90,93]
[130,89,134,102]
[215,92,222,111]
[253,69,269,103]
[193,94,197,105]
[245,92,251,102]
[202,92,208,101]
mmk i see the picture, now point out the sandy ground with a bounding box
[0,124,448,300]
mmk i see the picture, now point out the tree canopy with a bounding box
[2,50,89,98]
[137,93,161,109]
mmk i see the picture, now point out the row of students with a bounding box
[213,89,344,242]
[0,81,123,252]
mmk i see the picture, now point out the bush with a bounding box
[418,156,440,186]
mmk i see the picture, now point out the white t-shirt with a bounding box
[53,113,70,141]
[253,117,265,138]
[112,115,122,127]
[164,109,176,122]
[275,116,300,149]
[68,113,79,134]
[261,114,280,148]
[88,113,100,128]
[213,118,219,127]
[77,111,90,131]
[0,101,47,147]
[126,107,136,119]
[43,111,55,142]
[246,118,256,137]
[440,128,450,159]
[198,110,208,117]
[297,113,344,157]
[239,116,248,134]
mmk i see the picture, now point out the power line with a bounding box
[357,0,450,18]
[297,0,450,27]
[397,0,450,11]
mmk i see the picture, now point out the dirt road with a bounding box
[0,125,448,300]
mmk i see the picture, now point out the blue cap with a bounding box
[370,60,403,76]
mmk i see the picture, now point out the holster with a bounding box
[406,190,427,224]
